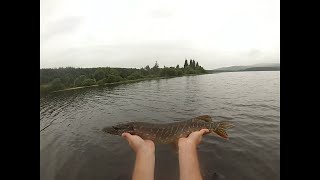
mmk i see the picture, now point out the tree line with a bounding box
[40,59,207,94]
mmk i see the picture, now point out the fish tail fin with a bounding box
[213,121,234,140]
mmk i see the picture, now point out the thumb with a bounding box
[122,133,132,142]
[199,129,209,135]
[122,133,134,146]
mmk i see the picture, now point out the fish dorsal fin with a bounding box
[192,115,213,122]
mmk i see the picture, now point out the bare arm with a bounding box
[178,129,209,180]
[122,133,155,180]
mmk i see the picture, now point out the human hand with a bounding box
[122,133,155,155]
[178,129,209,149]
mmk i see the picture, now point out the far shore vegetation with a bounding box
[40,59,207,94]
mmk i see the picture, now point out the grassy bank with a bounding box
[50,74,206,94]
[50,76,166,93]
[40,60,207,95]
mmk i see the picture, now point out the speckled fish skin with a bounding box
[102,115,234,144]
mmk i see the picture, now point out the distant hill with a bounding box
[248,63,280,67]
[207,63,280,73]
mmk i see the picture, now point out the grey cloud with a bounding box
[41,42,279,69]
[248,49,262,58]
[41,16,83,42]
[150,9,174,18]
[41,42,197,68]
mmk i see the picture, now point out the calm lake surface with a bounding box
[40,71,280,180]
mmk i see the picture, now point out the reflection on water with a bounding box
[40,71,280,180]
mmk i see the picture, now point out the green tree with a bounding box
[177,69,183,76]
[190,59,196,69]
[97,78,106,86]
[160,67,178,77]
[168,67,178,76]
[145,65,150,71]
[127,71,143,80]
[152,61,159,70]
[94,68,105,81]
[184,66,195,74]
[106,74,123,83]
[82,79,96,86]
[74,75,86,87]
[140,68,149,76]
[40,85,50,94]
[195,65,207,74]
[105,68,120,76]
[118,68,135,78]
[49,78,65,91]
[40,61,207,93]
[151,61,160,75]
[184,59,188,68]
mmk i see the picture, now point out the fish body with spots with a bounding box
[103,115,234,143]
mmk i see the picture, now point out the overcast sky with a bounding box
[40,0,279,69]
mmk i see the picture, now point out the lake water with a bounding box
[40,71,280,180]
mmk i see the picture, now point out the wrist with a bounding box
[178,140,197,151]
[136,146,155,156]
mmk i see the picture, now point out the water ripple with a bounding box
[40,71,280,180]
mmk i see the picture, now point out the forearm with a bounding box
[132,150,155,180]
[178,143,203,180]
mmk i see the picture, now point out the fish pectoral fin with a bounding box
[192,115,213,122]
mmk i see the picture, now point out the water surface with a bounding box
[40,71,280,180]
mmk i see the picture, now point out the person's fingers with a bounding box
[122,133,133,143]
[190,129,209,137]
[199,129,209,135]
[122,132,130,138]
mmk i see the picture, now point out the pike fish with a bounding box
[103,115,234,144]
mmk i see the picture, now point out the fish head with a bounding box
[102,123,135,135]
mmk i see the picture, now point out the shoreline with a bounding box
[42,71,277,95]
[208,69,280,74]
[49,74,205,94]
[50,76,166,93]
